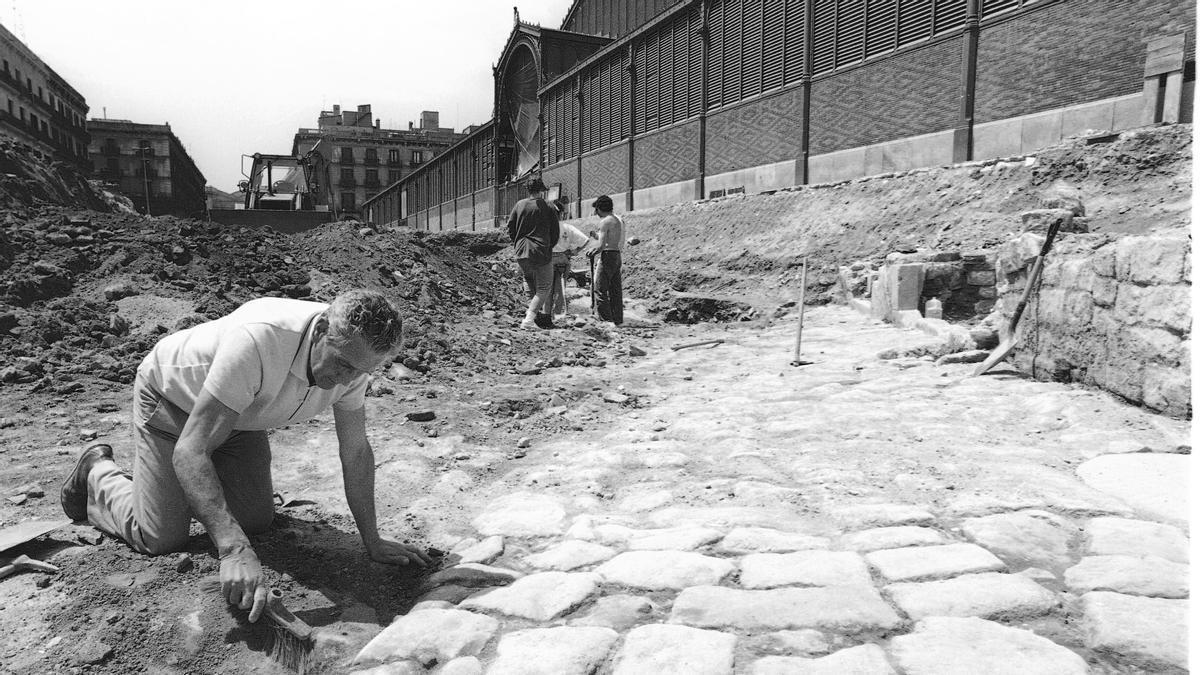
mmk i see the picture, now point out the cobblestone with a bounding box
[865,543,1006,582]
[669,585,903,632]
[884,572,1058,619]
[888,616,1088,674]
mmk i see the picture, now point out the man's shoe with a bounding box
[535,313,556,329]
[519,317,538,330]
[60,443,113,521]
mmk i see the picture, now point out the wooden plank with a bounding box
[0,519,71,553]
[1162,71,1183,123]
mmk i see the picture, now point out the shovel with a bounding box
[973,218,1063,376]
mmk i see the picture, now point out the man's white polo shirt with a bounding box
[137,298,368,431]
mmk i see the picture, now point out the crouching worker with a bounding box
[59,289,432,621]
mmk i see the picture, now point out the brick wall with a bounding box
[975,0,1196,124]
[634,121,700,188]
[706,88,806,175]
[810,37,961,156]
[581,142,628,197]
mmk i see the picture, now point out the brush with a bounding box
[262,587,315,674]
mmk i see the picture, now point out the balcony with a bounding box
[339,176,357,187]
[338,154,356,164]
[387,158,403,167]
[364,155,380,165]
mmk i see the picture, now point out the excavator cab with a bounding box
[209,150,335,232]
[243,154,312,211]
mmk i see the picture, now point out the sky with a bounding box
[0,0,575,192]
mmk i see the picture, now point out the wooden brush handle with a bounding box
[265,588,314,640]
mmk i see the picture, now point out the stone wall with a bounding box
[996,228,1191,418]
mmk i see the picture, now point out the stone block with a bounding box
[612,624,736,675]
[488,626,618,675]
[865,543,1006,582]
[718,527,830,554]
[352,609,498,667]
[1081,591,1188,671]
[1141,366,1190,416]
[670,585,903,632]
[966,269,995,286]
[750,644,896,675]
[525,541,617,571]
[1085,517,1189,563]
[472,492,566,536]
[839,526,946,552]
[459,572,599,621]
[833,503,935,528]
[1090,246,1116,277]
[960,510,1078,573]
[1115,234,1189,284]
[884,572,1058,620]
[595,551,735,590]
[1089,275,1118,307]
[886,263,923,311]
[739,550,872,588]
[1076,454,1190,525]
[1039,191,1085,216]
[888,616,1088,675]
[1065,555,1188,598]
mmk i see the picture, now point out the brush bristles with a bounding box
[265,623,314,674]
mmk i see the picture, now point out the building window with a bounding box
[340,168,355,184]
[340,192,356,211]
[388,169,401,183]
[388,149,400,163]
[365,148,378,164]
[106,157,119,176]
[365,168,379,187]
[411,150,423,165]
[340,147,355,163]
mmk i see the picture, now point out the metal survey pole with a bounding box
[791,257,812,367]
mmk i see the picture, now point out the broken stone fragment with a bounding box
[628,345,647,356]
[415,563,521,594]
[603,392,630,404]
[406,410,435,422]
[175,553,194,574]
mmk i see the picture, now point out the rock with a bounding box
[102,281,138,301]
[405,410,435,422]
[459,571,599,621]
[603,392,630,404]
[488,626,618,675]
[415,563,521,593]
[1064,555,1188,598]
[415,584,478,605]
[1081,591,1188,671]
[174,553,194,573]
[624,525,723,551]
[1083,517,1188,563]
[13,483,42,498]
[747,629,831,656]
[1076,454,1190,524]
[451,535,504,565]
[516,437,532,449]
[525,540,617,570]
[669,585,903,632]
[628,345,647,357]
[865,543,1006,582]
[884,572,1058,620]
[740,550,872,588]
[71,640,114,665]
[596,551,735,590]
[750,644,896,675]
[718,527,830,553]
[1020,208,1078,234]
[838,526,945,552]
[568,594,654,631]
[438,657,483,675]
[352,609,498,666]
[960,510,1078,573]
[612,624,737,675]
[472,492,566,536]
[887,616,1088,674]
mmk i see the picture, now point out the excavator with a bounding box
[209,142,337,233]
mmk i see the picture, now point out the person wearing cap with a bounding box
[58,289,433,624]
[506,178,560,329]
[590,194,624,325]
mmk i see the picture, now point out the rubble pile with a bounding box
[0,204,609,394]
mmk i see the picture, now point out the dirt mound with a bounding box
[0,205,616,396]
[0,138,109,212]
[610,125,1191,318]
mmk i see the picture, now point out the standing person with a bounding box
[550,218,592,317]
[506,177,559,329]
[591,194,625,325]
[59,290,432,623]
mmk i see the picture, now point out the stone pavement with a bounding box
[347,306,1190,674]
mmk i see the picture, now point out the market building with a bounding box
[365,0,1194,231]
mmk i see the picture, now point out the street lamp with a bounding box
[133,146,152,215]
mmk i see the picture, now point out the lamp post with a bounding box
[134,146,152,215]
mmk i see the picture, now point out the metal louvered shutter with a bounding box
[836,0,865,68]
[644,36,662,131]
[898,0,934,46]
[762,0,786,91]
[812,0,837,74]
[981,0,1021,17]
[932,0,966,34]
[601,60,616,147]
[658,29,672,129]
[620,53,631,138]
[722,0,743,105]
[742,0,764,99]
[673,17,690,123]
[687,7,703,116]
[783,0,806,84]
[707,0,725,108]
[865,0,896,57]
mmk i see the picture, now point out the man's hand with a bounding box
[220,545,268,622]
[366,538,433,567]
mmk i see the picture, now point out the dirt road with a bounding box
[0,302,1187,674]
